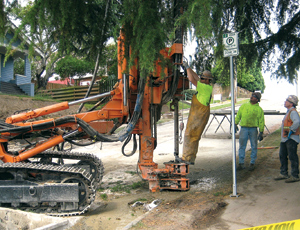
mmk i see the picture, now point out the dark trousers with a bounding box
[279,139,299,178]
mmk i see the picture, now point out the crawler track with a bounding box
[33,150,104,189]
[0,151,104,216]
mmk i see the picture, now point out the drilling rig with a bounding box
[0,4,190,216]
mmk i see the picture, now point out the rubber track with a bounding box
[0,162,96,217]
[33,150,104,189]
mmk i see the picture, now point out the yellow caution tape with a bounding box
[240,219,300,230]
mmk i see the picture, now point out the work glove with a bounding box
[288,130,294,139]
[258,132,264,141]
[234,124,239,133]
[182,61,190,70]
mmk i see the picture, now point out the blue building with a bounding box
[0,24,41,96]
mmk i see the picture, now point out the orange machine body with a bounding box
[0,30,190,192]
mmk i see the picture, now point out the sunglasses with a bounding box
[200,77,208,80]
[252,94,258,99]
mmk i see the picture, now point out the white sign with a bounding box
[224,49,239,56]
[223,32,239,57]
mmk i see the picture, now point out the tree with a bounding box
[4,1,65,89]
[13,57,24,75]
[1,0,299,86]
[182,0,300,84]
[54,56,93,83]
[95,43,118,78]
[3,0,117,90]
[211,55,266,92]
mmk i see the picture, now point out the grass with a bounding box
[125,171,137,175]
[166,101,191,110]
[100,193,108,200]
[210,99,249,110]
[132,222,146,229]
[213,191,229,197]
[166,98,248,112]
[258,128,281,147]
[0,92,57,102]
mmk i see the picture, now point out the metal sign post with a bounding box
[223,32,239,197]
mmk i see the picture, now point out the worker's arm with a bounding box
[186,68,200,87]
[235,106,243,125]
[258,108,265,133]
[290,110,300,132]
[182,61,200,87]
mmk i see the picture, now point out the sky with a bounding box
[262,72,298,101]
[260,4,299,101]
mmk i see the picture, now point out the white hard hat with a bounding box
[286,95,298,106]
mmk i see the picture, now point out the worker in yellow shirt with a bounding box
[235,92,265,171]
[178,61,213,165]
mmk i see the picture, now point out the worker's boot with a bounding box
[248,163,255,171]
[237,163,245,170]
[274,173,289,180]
[285,176,300,183]
[176,157,195,165]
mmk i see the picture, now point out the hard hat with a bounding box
[252,92,261,102]
[286,95,298,106]
[201,70,213,80]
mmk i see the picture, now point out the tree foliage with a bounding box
[54,56,93,80]
[13,57,24,75]
[1,0,299,90]
[16,0,116,57]
[100,43,118,78]
[3,0,118,89]
[120,0,176,73]
[184,0,300,85]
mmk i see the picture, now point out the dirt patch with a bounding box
[0,94,84,119]
[131,193,227,230]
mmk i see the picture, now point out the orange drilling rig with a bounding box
[0,18,190,216]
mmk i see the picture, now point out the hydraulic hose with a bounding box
[0,116,76,134]
[0,72,146,144]
[0,72,146,142]
[162,65,180,104]
[121,134,137,157]
[117,74,146,141]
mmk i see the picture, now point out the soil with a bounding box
[0,94,84,120]
[0,95,282,230]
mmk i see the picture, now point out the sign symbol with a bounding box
[226,37,234,45]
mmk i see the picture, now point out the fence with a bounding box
[46,83,70,90]
[39,78,117,102]
[212,84,252,101]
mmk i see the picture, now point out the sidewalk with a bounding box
[209,146,300,229]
